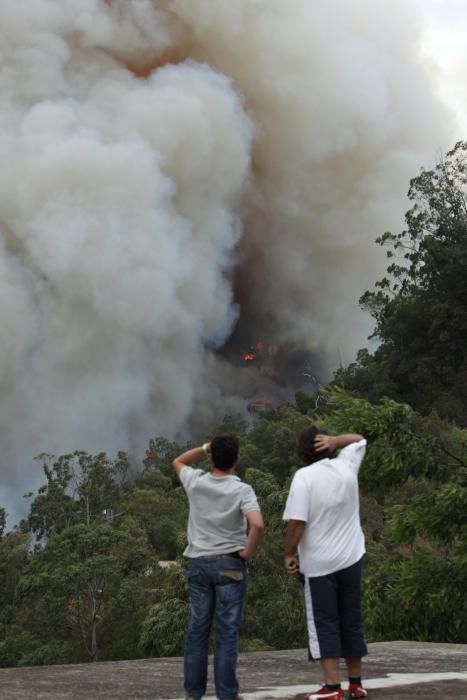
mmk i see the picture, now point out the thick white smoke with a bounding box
[0,0,461,518]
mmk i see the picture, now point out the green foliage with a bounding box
[16,519,152,662]
[19,641,74,667]
[308,388,436,496]
[336,141,467,423]
[140,563,189,657]
[142,437,195,487]
[1,385,465,665]
[238,404,311,483]
[388,483,467,545]
[26,451,131,539]
[241,467,306,650]
[0,530,30,611]
[0,629,40,668]
[0,508,6,538]
[243,561,307,650]
[122,488,187,559]
[0,528,31,667]
[364,542,467,642]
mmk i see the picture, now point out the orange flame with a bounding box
[243,353,255,362]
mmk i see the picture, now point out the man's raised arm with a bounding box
[172,443,210,479]
[314,433,364,454]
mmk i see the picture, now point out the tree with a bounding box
[16,519,152,662]
[336,141,467,422]
[0,517,31,667]
[25,451,131,540]
[123,488,187,559]
[240,467,306,650]
[238,404,311,484]
[140,561,190,657]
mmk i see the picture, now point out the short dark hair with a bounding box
[210,435,239,471]
[297,425,331,464]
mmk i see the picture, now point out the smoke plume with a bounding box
[0,0,459,518]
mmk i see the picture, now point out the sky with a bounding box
[413,0,467,135]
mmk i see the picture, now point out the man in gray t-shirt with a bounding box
[173,435,263,700]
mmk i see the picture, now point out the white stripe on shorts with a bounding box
[303,577,321,659]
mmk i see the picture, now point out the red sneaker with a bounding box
[305,687,344,700]
[348,683,367,698]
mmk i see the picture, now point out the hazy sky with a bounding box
[414,0,467,135]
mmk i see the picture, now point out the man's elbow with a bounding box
[249,513,265,532]
[172,458,183,475]
[289,519,306,534]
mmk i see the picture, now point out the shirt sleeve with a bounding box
[338,439,367,474]
[240,485,261,514]
[283,470,310,522]
[179,466,203,493]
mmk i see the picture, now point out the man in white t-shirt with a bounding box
[283,426,368,700]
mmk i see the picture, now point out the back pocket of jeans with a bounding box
[219,569,244,582]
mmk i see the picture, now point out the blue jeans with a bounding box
[184,555,247,700]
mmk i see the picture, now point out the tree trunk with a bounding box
[90,619,98,662]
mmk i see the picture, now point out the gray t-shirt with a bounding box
[179,467,261,558]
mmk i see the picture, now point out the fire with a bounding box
[243,353,256,362]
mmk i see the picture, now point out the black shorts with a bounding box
[303,556,368,660]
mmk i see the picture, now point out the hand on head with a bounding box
[313,434,334,453]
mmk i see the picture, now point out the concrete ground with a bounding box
[0,642,465,699]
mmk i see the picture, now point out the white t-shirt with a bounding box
[283,439,367,577]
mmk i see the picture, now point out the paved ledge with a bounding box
[0,642,465,699]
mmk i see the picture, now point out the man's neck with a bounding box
[211,467,235,477]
